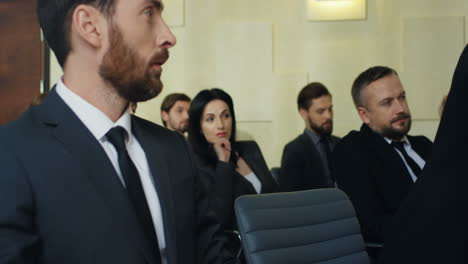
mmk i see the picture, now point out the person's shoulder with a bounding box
[0,108,39,141]
[132,115,189,154]
[407,134,433,153]
[408,134,432,145]
[284,133,307,149]
[237,140,266,160]
[237,140,260,150]
[333,129,366,153]
[0,108,47,161]
[132,115,171,135]
[337,129,362,144]
[133,114,187,139]
[331,134,341,142]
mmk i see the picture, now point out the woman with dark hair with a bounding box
[188,88,278,230]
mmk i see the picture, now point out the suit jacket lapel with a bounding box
[37,90,157,264]
[408,136,430,161]
[238,142,271,192]
[361,125,413,187]
[300,132,327,175]
[132,118,178,264]
[330,136,340,150]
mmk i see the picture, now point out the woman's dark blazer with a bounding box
[195,140,278,230]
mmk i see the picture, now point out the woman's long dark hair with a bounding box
[188,88,238,167]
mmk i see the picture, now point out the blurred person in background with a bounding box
[160,93,191,135]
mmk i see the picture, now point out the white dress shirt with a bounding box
[385,136,426,182]
[55,80,167,264]
[243,171,262,194]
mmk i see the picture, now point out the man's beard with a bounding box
[309,117,333,137]
[380,113,412,141]
[177,125,188,134]
[170,120,188,134]
[99,24,168,102]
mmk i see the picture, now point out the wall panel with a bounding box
[401,16,465,119]
[215,22,274,121]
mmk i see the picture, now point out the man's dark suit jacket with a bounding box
[381,45,468,264]
[195,141,278,230]
[0,89,231,264]
[331,124,432,243]
[279,131,340,191]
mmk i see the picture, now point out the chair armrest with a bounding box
[365,242,384,249]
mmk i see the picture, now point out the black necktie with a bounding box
[320,136,332,166]
[320,136,334,185]
[391,141,422,178]
[106,126,161,263]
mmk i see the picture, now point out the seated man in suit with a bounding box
[279,82,340,191]
[331,66,432,244]
[0,0,233,264]
[160,93,191,135]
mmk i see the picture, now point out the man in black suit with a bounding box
[331,66,432,245]
[279,82,340,191]
[0,0,232,264]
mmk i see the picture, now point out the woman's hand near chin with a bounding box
[212,138,231,162]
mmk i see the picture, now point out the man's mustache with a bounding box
[148,49,169,66]
[391,113,410,123]
[322,120,333,127]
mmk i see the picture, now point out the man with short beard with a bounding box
[0,0,234,264]
[160,93,191,135]
[279,82,340,192]
[331,66,433,248]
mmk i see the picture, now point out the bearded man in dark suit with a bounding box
[0,0,233,263]
[279,82,340,191]
[331,66,432,246]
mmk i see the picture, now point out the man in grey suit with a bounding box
[0,0,233,263]
[279,82,340,191]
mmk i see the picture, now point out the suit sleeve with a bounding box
[212,161,237,228]
[279,143,306,192]
[331,141,391,243]
[0,143,39,264]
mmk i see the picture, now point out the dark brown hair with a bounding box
[160,93,191,127]
[297,82,331,110]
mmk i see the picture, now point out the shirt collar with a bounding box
[384,135,410,146]
[304,128,322,145]
[55,78,133,142]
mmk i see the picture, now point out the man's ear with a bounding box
[71,4,106,49]
[161,111,169,122]
[298,108,309,121]
[357,106,370,124]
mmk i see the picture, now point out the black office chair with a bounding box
[234,188,370,264]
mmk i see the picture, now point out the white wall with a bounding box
[49,0,468,167]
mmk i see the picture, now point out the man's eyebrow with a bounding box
[145,0,164,12]
[148,0,164,11]
[379,97,393,104]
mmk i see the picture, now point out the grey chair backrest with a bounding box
[234,189,370,264]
